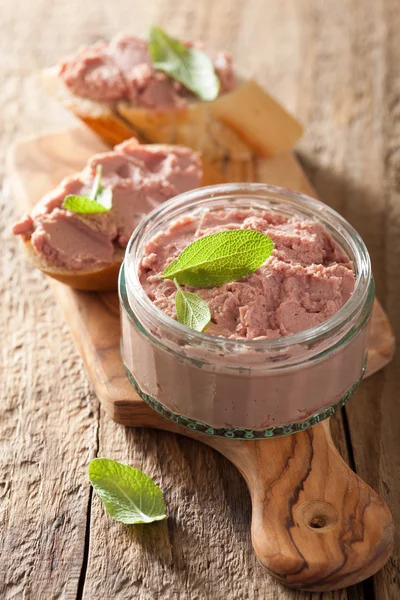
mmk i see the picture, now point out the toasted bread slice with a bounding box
[118,98,252,162]
[14,135,202,292]
[118,81,303,159]
[43,69,303,166]
[21,237,124,291]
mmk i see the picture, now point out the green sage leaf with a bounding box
[88,458,167,525]
[174,279,211,332]
[62,195,111,214]
[163,229,274,288]
[148,26,220,101]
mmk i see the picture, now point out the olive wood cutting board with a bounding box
[8,126,395,591]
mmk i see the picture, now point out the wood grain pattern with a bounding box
[7,126,395,591]
[209,421,393,591]
[1,0,399,598]
[0,191,99,599]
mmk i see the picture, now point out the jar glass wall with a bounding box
[119,184,373,439]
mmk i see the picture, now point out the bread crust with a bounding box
[76,113,138,147]
[42,67,139,146]
[21,238,123,291]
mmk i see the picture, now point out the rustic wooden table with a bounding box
[1,1,399,598]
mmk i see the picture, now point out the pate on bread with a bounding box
[13,138,202,291]
[43,32,303,176]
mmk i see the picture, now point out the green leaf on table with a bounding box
[88,458,167,524]
[162,229,274,288]
[62,165,113,214]
[174,279,211,332]
[148,26,220,101]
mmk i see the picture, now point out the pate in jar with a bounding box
[119,184,373,439]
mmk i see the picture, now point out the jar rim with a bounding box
[123,183,371,352]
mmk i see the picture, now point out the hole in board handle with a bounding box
[296,501,339,533]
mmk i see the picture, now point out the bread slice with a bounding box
[43,69,303,178]
[21,237,124,291]
[118,80,303,158]
[14,134,203,292]
[118,97,253,161]
[208,80,303,158]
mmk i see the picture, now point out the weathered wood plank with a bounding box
[345,1,400,597]
[0,196,99,598]
[295,0,400,598]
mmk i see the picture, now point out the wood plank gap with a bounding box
[76,402,101,600]
[343,408,375,600]
[342,408,357,473]
[362,577,376,600]
[76,487,94,600]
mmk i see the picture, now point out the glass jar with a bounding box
[119,184,373,439]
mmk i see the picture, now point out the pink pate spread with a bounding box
[139,209,355,339]
[58,33,235,108]
[13,139,202,270]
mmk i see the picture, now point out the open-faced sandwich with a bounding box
[43,27,302,177]
[12,138,202,291]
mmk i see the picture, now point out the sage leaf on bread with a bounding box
[148,26,220,102]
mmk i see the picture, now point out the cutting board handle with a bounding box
[208,420,393,591]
